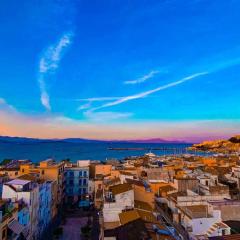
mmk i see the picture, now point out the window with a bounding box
[79,179,82,185]
[83,179,87,186]
[79,188,82,194]
[82,188,86,194]
[79,171,82,177]
[15,172,18,176]
[83,171,87,177]
[69,180,74,186]
[69,171,74,177]
[42,170,45,175]
[22,169,25,173]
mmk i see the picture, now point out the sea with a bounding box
[0,141,195,163]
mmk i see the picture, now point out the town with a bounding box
[0,148,240,240]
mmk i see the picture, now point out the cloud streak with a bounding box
[89,72,208,112]
[124,70,160,84]
[84,111,133,122]
[0,98,15,111]
[77,97,123,111]
[77,97,122,102]
[38,32,73,111]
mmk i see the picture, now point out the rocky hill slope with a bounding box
[189,135,240,153]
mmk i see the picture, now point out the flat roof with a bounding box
[7,179,30,185]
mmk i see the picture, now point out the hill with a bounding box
[189,135,240,153]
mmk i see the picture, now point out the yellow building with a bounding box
[38,159,65,206]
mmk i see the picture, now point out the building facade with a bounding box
[65,161,89,203]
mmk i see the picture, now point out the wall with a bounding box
[132,185,154,208]
[181,210,221,236]
[174,178,199,192]
[213,203,240,221]
[65,167,89,199]
[120,174,133,184]
[95,165,112,177]
[103,190,134,223]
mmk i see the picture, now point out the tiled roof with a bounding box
[158,185,176,192]
[0,167,20,171]
[134,200,153,211]
[104,221,120,230]
[104,219,150,240]
[125,178,144,187]
[119,171,135,176]
[137,210,156,223]
[18,174,45,184]
[119,210,140,225]
[110,183,132,196]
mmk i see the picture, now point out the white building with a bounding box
[178,203,230,239]
[2,179,39,239]
[103,183,134,228]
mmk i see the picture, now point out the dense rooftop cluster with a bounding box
[0,151,240,239]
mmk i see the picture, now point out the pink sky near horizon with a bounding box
[0,108,239,143]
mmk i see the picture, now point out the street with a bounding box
[60,217,88,240]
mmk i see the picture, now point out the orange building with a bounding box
[38,159,65,206]
[126,179,155,208]
[95,164,112,178]
[201,157,217,167]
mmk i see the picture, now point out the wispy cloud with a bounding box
[89,72,208,111]
[84,111,133,122]
[0,98,15,111]
[38,32,73,111]
[77,97,121,102]
[78,102,92,111]
[77,97,122,111]
[124,70,160,85]
[78,54,240,118]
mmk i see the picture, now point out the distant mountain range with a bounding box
[0,136,188,144]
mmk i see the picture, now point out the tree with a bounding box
[0,159,12,166]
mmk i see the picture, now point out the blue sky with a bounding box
[0,0,240,141]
